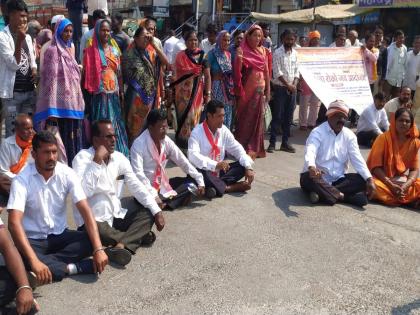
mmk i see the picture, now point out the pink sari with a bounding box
[234,25,268,158]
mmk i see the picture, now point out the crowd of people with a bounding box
[0,0,419,313]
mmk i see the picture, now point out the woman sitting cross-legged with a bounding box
[367,108,420,208]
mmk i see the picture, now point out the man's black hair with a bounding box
[32,131,57,151]
[6,0,28,13]
[206,100,224,116]
[147,109,167,127]
[91,119,112,138]
[92,9,106,21]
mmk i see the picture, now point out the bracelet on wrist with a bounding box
[16,285,32,296]
[92,246,106,256]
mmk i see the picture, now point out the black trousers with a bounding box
[300,172,366,205]
[357,130,381,147]
[161,177,197,210]
[27,229,93,282]
[199,161,245,197]
[95,197,154,253]
[0,266,16,306]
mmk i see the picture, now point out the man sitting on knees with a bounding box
[0,214,38,314]
[0,114,35,207]
[356,92,389,147]
[188,100,255,198]
[72,120,164,266]
[300,100,376,207]
[131,110,206,210]
[7,131,108,285]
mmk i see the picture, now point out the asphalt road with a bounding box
[1,127,420,314]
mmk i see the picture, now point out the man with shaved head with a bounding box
[0,114,34,206]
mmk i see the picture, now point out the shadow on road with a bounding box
[391,298,420,315]
[272,187,309,218]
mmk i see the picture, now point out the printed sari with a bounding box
[367,114,420,206]
[83,19,129,157]
[234,25,268,158]
[122,43,163,143]
[174,48,208,149]
[34,18,86,164]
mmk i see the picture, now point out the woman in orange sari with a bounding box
[174,29,211,150]
[234,25,270,159]
[367,108,420,207]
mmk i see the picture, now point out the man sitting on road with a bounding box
[0,213,39,314]
[72,120,164,266]
[384,86,412,120]
[356,92,389,147]
[300,100,376,207]
[0,114,34,208]
[7,131,108,286]
[131,110,206,210]
[188,100,255,198]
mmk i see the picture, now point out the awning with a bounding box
[250,4,374,23]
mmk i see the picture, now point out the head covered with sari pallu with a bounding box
[367,109,420,178]
[83,19,121,93]
[233,24,266,97]
[34,18,85,124]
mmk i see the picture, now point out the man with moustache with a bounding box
[384,86,412,120]
[72,120,164,266]
[7,131,108,285]
[300,101,376,207]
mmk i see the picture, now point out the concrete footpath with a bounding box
[1,129,419,314]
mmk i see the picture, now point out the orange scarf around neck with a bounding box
[10,135,32,174]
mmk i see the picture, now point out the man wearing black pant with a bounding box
[300,100,376,207]
[188,100,255,198]
[268,29,299,153]
[7,131,108,285]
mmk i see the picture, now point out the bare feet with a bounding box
[225,181,251,193]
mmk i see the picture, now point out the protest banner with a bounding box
[296,47,373,114]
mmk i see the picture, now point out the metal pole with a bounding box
[212,0,216,22]
[196,0,200,30]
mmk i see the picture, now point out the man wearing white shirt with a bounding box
[131,110,205,209]
[0,114,34,207]
[7,131,108,285]
[188,100,255,198]
[0,0,38,138]
[72,120,164,266]
[346,30,361,47]
[199,24,217,55]
[329,33,348,48]
[163,30,178,64]
[404,36,420,98]
[145,17,163,52]
[269,29,299,153]
[357,93,390,147]
[384,86,412,120]
[300,100,376,207]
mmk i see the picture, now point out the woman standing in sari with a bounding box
[174,29,211,149]
[234,25,270,159]
[367,108,420,207]
[207,30,235,129]
[34,18,86,164]
[122,26,168,144]
[83,19,129,157]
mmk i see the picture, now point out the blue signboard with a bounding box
[358,0,393,7]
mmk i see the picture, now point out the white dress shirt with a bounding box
[0,26,37,99]
[272,45,299,87]
[302,122,372,184]
[72,148,161,228]
[384,97,403,121]
[386,42,407,87]
[131,130,205,198]
[87,0,108,15]
[356,103,390,134]
[7,162,86,239]
[188,123,254,172]
[199,38,216,55]
[404,50,420,90]
[0,135,33,179]
[163,36,179,64]
[172,38,185,65]
[329,41,351,48]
